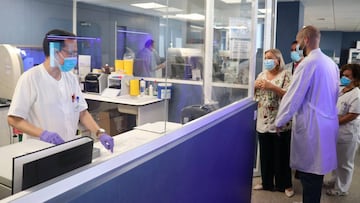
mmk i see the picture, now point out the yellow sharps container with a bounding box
[129,79,139,96]
[114,60,124,72]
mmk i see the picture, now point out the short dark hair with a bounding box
[42,29,76,57]
[145,39,154,48]
[291,40,298,45]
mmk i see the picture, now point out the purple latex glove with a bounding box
[99,133,114,153]
[40,130,65,145]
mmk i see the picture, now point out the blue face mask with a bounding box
[291,51,301,62]
[340,76,351,86]
[59,57,77,72]
[264,59,276,70]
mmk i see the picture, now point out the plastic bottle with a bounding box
[140,78,146,96]
[153,80,158,96]
[149,84,154,96]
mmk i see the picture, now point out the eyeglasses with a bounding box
[61,49,78,57]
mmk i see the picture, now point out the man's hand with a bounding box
[40,130,65,145]
[99,133,114,153]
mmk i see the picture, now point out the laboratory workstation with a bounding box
[0,0,271,202]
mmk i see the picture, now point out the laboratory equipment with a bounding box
[0,44,23,101]
[167,48,203,80]
[181,104,218,124]
[84,73,108,94]
[140,79,146,96]
[107,73,132,95]
[348,48,360,64]
[157,83,172,99]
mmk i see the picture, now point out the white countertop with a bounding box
[83,93,163,106]
[92,121,182,163]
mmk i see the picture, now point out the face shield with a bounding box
[49,36,78,72]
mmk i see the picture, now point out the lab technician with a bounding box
[7,29,114,152]
[326,64,360,196]
[134,39,165,77]
[275,25,339,203]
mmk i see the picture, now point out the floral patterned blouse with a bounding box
[254,69,292,133]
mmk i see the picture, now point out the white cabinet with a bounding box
[0,107,11,146]
[348,48,360,64]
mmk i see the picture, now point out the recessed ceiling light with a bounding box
[176,13,205,21]
[258,9,266,14]
[221,0,242,4]
[131,2,166,9]
[155,7,183,13]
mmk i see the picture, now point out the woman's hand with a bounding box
[255,79,273,90]
[262,80,274,90]
[255,79,263,89]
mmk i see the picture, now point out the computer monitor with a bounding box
[12,136,93,194]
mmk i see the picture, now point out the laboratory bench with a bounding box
[83,93,166,127]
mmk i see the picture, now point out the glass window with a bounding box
[75,0,262,126]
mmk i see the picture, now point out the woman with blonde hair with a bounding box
[253,48,294,197]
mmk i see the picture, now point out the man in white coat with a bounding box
[275,25,339,203]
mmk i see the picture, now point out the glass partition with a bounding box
[211,0,256,108]
[75,0,261,129]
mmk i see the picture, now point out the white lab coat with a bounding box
[334,87,360,192]
[8,64,88,141]
[275,48,339,175]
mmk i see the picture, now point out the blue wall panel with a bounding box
[319,31,342,58]
[276,2,304,64]
[49,102,257,203]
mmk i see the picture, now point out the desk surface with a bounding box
[83,93,163,106]
[93,122,182,163]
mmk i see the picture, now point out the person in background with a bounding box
[253,48,294,198]
[285,40,304,180]
[275,25,339,203]
[134,39,165,77]
[325,63,360,196]
[7,29,114,152]
[285,40,304,74]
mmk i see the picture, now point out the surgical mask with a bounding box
[264,59,276,70]
[340,76,351,86]
[59,57,77,72]
[290,51,302,62]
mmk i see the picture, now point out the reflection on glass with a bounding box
[212,0,256,107]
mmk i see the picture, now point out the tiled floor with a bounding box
[251,150,360,203]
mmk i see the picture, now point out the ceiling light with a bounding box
[155,7,183,13]
[131,2,166,9]
[176,13,205,21]
[221,0,241,4]
[258,9,266,14]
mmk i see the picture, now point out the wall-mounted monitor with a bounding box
[12,136,93,194]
